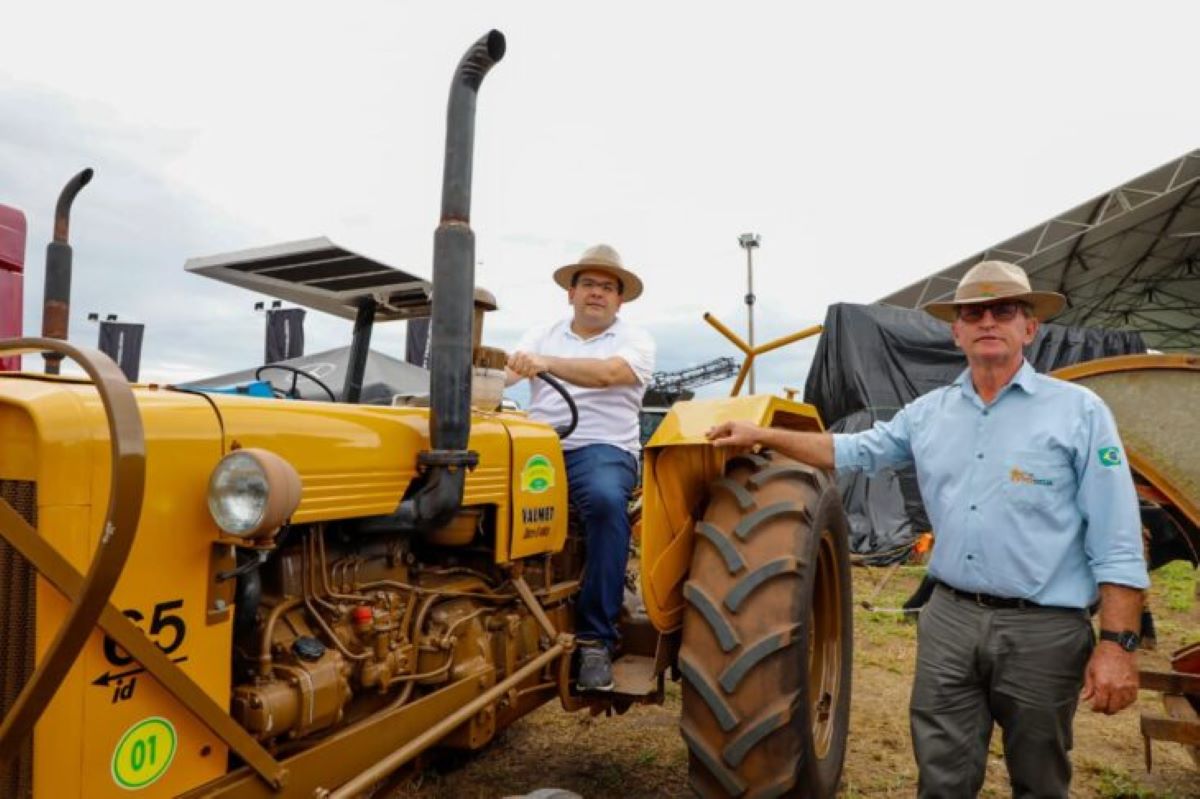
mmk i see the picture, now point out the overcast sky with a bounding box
[3,1,1198,398]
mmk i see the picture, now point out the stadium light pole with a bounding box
[737,233,761,393]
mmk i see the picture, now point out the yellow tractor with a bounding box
[0,31,852,798]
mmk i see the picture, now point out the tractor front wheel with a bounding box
[680,451,852,798]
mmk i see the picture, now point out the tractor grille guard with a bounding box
[1,480,36,798]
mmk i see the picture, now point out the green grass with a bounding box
[853,565,924,650]
[590,762,625,790]
[1094,764,1166,798]
[856,612,918,654]
[1152,560,1196,613]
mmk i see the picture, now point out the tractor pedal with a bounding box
[610,654,657,696]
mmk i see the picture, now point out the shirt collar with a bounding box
[560,315,621,341]
[1011,360,1038,394]
[953,359,1038,401]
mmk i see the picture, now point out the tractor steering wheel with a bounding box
[536,371,578,439]
[254,364,337,402]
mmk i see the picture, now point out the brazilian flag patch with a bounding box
[1098,447,1122,467]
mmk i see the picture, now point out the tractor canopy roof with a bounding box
[185,236,497,322]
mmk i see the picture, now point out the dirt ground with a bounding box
[386,563,1199,799]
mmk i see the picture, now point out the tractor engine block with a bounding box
[229,523,513,744]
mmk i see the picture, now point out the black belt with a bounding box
[935,581,1042,610]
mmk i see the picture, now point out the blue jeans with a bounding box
[563,444,638,650]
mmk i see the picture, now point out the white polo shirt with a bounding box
[515,316,656,453]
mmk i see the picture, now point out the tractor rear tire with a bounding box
[680,451,852,798]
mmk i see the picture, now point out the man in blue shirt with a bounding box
[706,261,1149,797]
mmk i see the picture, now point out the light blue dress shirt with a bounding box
[833,360,1149,608]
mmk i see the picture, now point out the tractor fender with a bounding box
[639,395,823,633]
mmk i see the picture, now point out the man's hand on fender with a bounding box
[1080,643,1139,715]
[706,420,764,448]
[508,351,550,379]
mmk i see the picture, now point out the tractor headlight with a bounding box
[207,449,302,538]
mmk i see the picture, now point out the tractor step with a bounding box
[610,654,657,696]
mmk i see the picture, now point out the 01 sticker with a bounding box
[111,716,177,790]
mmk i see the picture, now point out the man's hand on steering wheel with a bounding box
[507,351,550,379]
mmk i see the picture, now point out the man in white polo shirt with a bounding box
[506,244,656,691]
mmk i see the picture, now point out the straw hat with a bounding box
[923,260,1065,322]
[552,244,644,302]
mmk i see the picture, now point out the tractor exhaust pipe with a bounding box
[430,29,504,453]
[41,168,94,374]
[368,31,505,535]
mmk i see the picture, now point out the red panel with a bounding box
[0,270,21,370]
[0,204,27,274]
[0,206,24,369]
[1173,641,1200,676]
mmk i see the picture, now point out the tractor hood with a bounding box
[0,375,537,527]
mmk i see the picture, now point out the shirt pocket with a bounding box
[1000,450,1074,513]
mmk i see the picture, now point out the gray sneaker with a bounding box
[577,645,614,691]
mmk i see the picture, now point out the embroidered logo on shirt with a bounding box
[1098,447,1122,467]
[520,454,556,494]
[1009,467,1053,486]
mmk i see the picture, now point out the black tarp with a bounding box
[803,303,1147,560]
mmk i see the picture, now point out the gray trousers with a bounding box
[910,585,1094,798]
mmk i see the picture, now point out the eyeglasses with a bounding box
[577,277,619,294]
[956,301,1026,323]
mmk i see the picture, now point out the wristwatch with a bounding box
[1099,629,1140,652]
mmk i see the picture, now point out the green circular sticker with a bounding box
[111,716,177,790]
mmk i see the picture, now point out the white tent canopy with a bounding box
[880,150,1200,351]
